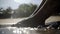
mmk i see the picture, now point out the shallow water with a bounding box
[0,27,60,34]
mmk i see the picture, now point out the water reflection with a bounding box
[0,27,60,34]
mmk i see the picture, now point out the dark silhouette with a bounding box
[12,0,60,27]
